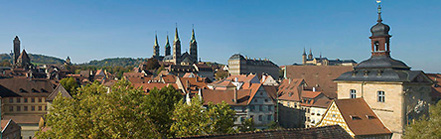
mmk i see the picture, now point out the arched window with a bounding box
[378,91,385,102]
[374,41,380,51]
[350,89,356,99]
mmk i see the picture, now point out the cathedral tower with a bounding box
[189,27,198,63]
[165,35,171,56]
[173,26,181,64]
[153,33,160,58]
[13,36,20,65]
[308,48,313,59]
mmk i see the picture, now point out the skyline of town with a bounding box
[0,0,440,73]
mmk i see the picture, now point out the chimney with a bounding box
[313,87,316,92]
[233,89,237,104]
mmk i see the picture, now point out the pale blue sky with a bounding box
[0,0,440,72]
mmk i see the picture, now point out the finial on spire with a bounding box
[376,0,382,23]
[309,48,312,54]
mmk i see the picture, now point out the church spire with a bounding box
[165,33,171,56]
[191,24,196,43]
[302,47,306,55]
[153,32,160,58]
[174,24,180,42]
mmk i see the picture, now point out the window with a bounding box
[31,98,35,103]
[250,106,255,111]
[254,99,258,102]
[9,106,13,112]
[31,106,35,111]
[259,105,263,111]
[350,89,356,99]
[240,117,245,122]
[24,98,28,103]
[39,106,42,111]
[258,115,263,121]
[16,106,20,111]
[265,99,268,102]
[9,98,13,103]
[24,106,28,111]
[268,106,272,111]
[39,98,42,102]
[16,98,20,103]
[267,115,272,121]
[378,91,385,102]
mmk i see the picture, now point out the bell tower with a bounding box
[189,25,198,63]
[369,2,391,57]
[173,25,181,64]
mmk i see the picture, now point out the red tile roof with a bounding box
[334,98,391,136]
[284,65,353,98]
[277,78,304,101]
[201,89,251,106]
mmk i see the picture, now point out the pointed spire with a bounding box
[309,48,312,55]
[154,31,159,46]
[191,24,196,43]
[175,23,180,41]
[166,34,170,46]
[302,47,306,55]
[376,0,383,23]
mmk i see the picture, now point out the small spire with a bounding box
[166,34,170,45]
[309,48,312,55]
[303,47,306,55]
[376,0,383,23]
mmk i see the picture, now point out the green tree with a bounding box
[145,85,183,138]
[35,81,160,138]
[215,70,229,80]
[59,77,79,94]
[145,58,160,70]
[404,101,441,139]
[170,98,209,137]
[206,102,237,134]
[170,98,237,137]
[238,118,256,132]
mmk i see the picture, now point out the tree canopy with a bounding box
[404,101,441,139]
[59,77,79,94]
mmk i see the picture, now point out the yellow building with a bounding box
[330,3,433,139]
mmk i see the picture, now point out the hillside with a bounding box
[80,57,146,67]
[0,53,65,65]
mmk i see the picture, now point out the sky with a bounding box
[0,0,440,73]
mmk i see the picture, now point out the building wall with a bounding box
[248,87,275,129]
[228,58,279,79]
[337,81,431,139]
[278,100,303,128]
[308,107,327,127]
[3,97,48,115]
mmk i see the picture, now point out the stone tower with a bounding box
[189,27,198,63]
[370,5,391,57]
[153,33,160,58]
[308,48,313,60]
[13,36,20,66]
[302,48,307,65]
[173,27,181,64]
[165,35,171,56]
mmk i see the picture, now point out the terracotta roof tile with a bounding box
[285,65,353,98]
[201,89,251,106]
[3,115,42,124]
[334,98,391,136]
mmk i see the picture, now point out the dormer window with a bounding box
[350,115,362,120]
[366,115,376,119]
[19,88,27,93]
[32,88,39,93]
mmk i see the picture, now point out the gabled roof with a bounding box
[178,125,352,139]
[0,78,55,97]
[18,49,30,61]
[277,78,304,101]
[333,98,391,136]
[3,115,42,124]
[46,84,72,101]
